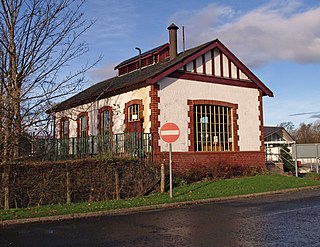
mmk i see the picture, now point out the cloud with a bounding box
[289,111,320,116]
[263,95,320,126]
[83,0,137,42]
[171,1,320,67]
[87,63,118,83]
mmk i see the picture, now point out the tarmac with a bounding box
[2,185,320,226]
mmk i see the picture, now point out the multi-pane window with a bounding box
[128,104,140,122]
[61,118,69,139]
[194,105,233,152]
[100,110,111,135]
[78,114,88,138]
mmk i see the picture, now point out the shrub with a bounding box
[280,145,295,173]
[0,157,159,209]
[172,164,263,185]
[305,173,320,181]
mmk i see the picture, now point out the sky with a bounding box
[77,0,320,129]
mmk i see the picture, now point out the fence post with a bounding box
[316,144,319,174]
[160,163,165,193]
[294,144,298,177]
[72,138,75,159]
[115,134,118,155]
[114,169,120,200]
[66,169,71,204]
[91,136,94,156]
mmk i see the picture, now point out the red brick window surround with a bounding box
[124,99,144,133]
[98,106,112,136]
[60,117,69,139]
[77,112,89,138]
[188,100,239,152]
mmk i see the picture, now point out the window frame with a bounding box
[98,106,112,136]
[188,100,239,152]
[124,99,144,133]
[77,112,89,138]
[128,104,140,123]
[60,117,69,139]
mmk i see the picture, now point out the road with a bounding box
[1,188,320,247]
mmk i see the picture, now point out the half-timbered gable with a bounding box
[179,47,249,80]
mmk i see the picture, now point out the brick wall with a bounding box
[154,151,265,171]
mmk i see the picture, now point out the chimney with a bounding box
[167,23,179,59]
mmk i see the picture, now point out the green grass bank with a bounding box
[1,174,320,222]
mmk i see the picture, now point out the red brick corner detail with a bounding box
[149,84,161,154]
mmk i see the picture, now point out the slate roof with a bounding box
[50,39,273,113]
[50,41,212,112]
[264,126,284,138]
[264,126,295,142]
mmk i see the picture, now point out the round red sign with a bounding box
[160,122,180,143]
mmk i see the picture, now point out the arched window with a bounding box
[128,104,140,123]
[124,99,144,133]
[77,112,89,138]
[98,106,112,135]
[60,117,69,139]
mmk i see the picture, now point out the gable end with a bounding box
[147,40,273,97]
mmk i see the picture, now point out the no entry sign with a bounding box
[160,122,180,143]
[160,122,180,198]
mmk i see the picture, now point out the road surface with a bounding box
[1,188,320,246]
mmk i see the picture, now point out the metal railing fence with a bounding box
[30,132,152,161]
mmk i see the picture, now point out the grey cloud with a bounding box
[171,1,320,67]
[289,112,320,116]
[88,63,117,83]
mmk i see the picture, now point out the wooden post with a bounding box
[66,170,71,204]
[115,169,120,200]
[160,163,165,193]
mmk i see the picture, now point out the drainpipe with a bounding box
[135,47,142,71]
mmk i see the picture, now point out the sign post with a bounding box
[160,122,180,198]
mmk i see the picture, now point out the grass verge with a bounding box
[1,174,320,222]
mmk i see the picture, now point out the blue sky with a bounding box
[79,0,320,128]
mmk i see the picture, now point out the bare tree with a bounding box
[0,0,100,162]
[293,121,320,144]
[278,122,295,135]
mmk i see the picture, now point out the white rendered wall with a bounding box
[158,77,261,152]
[55,86,151,138]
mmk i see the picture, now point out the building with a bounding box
[264,126,295,163]
[264,126,295,148]
[50,24,273,169]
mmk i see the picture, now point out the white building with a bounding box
[50,24,273,170]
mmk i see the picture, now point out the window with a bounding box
[99,108,111,135]
[125,99,144,133]
[194,105,233,151]
[128,104,140,122]
[78,113,88,138]
[60,118,69,139]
